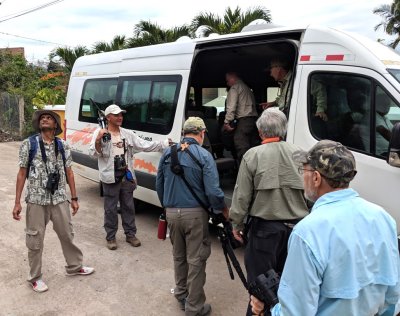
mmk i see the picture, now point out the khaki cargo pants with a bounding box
[166,208,211,316]
[25,201,83,282]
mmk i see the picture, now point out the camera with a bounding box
[45,169,60,194]
[98,116,111,142]
[114,154,127,171]
[248,269,280,310]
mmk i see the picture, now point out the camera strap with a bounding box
[38,135,58,174]
[170,143,209,212]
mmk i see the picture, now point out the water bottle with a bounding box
[157,212,167,240]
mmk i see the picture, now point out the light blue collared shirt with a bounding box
[271,188,400,316]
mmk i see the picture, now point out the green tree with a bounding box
[0,52,49,135]
[92,35,128,53]
[190,6,271,37]
[374,0,400,48]
[127,20,192,47]
[49,45,90,72]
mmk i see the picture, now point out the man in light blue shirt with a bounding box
[251,140,400,316]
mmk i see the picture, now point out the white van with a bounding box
[65,25,400,229]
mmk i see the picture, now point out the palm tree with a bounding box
[127,20,192,48]
[92,35,128,53]
[374,0,400,48]
[191,6,271,37]
[49,46,90,72]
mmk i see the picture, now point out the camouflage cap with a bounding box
[293,140,357,183]
[183,117,206,133]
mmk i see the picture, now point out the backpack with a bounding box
[27,134,67,182]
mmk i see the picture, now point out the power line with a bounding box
[0,30,65,46]
[0,0,65,23]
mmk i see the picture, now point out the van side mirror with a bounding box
[388,122,400,168]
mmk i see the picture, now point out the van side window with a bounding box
[309,73,400,158]
[79,79,118,120]
[119,75,181,134]
[375,86,399,157]
[309,73,372,154]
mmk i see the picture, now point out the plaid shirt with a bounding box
[19,136,72,205]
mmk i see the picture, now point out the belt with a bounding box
[166,207,204,213]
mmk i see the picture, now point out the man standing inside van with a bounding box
[250,140,400,316]
[260,58,327,121]
[89,104,170,250]
[223,71,259,162]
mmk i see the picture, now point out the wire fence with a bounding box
[0,92,24,137]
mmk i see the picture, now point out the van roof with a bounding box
[71,25,400,75]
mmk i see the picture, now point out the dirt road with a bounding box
[0,141,248,316]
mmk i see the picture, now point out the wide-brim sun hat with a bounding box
[32,110,63,135]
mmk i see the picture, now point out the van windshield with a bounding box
[388,68,400,83]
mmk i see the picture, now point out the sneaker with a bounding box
[30,279,48,293]
[66,266,95,276]
[126,236,141,247]
[107,239,117,250]
[198,304,211,316]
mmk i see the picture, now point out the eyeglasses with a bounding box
[298,166,315,175]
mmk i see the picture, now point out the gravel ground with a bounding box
[0,141,248,316]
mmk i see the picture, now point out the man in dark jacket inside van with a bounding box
[89,104,170,250]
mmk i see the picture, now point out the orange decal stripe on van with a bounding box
[68,126,97,145]
[134,159,157,174]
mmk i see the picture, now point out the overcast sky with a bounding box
[0,0,393,63]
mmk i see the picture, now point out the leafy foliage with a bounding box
[374,0,400,48]
[191,6,271,36]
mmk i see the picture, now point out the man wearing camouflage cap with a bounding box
[156,117,228,316]
[251,140,400,315]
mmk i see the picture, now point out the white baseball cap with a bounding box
[104,104,126,116]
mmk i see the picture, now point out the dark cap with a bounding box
[293,140,357,183]
[32,110,63,135]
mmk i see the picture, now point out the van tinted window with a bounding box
[309,73,372,153]
[309,72,400,158]
[79,78,118,121]
[118,75,181,134]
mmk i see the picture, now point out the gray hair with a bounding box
[256,108,287,138]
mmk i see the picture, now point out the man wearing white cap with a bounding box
[89,104,170,250]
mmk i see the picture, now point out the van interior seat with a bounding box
[187,110,205,119]
[203,106,225,159]
[199,106,236,173]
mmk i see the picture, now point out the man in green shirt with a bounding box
[229,108,309,315]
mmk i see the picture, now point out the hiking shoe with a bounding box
[30,279,48,293]
[178,297,186,311]
[126,236,141,247]
[107,239,117,250]
[66,266,95,276]
[198,304,211,316]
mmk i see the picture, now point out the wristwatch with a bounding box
[71,197,78,201]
